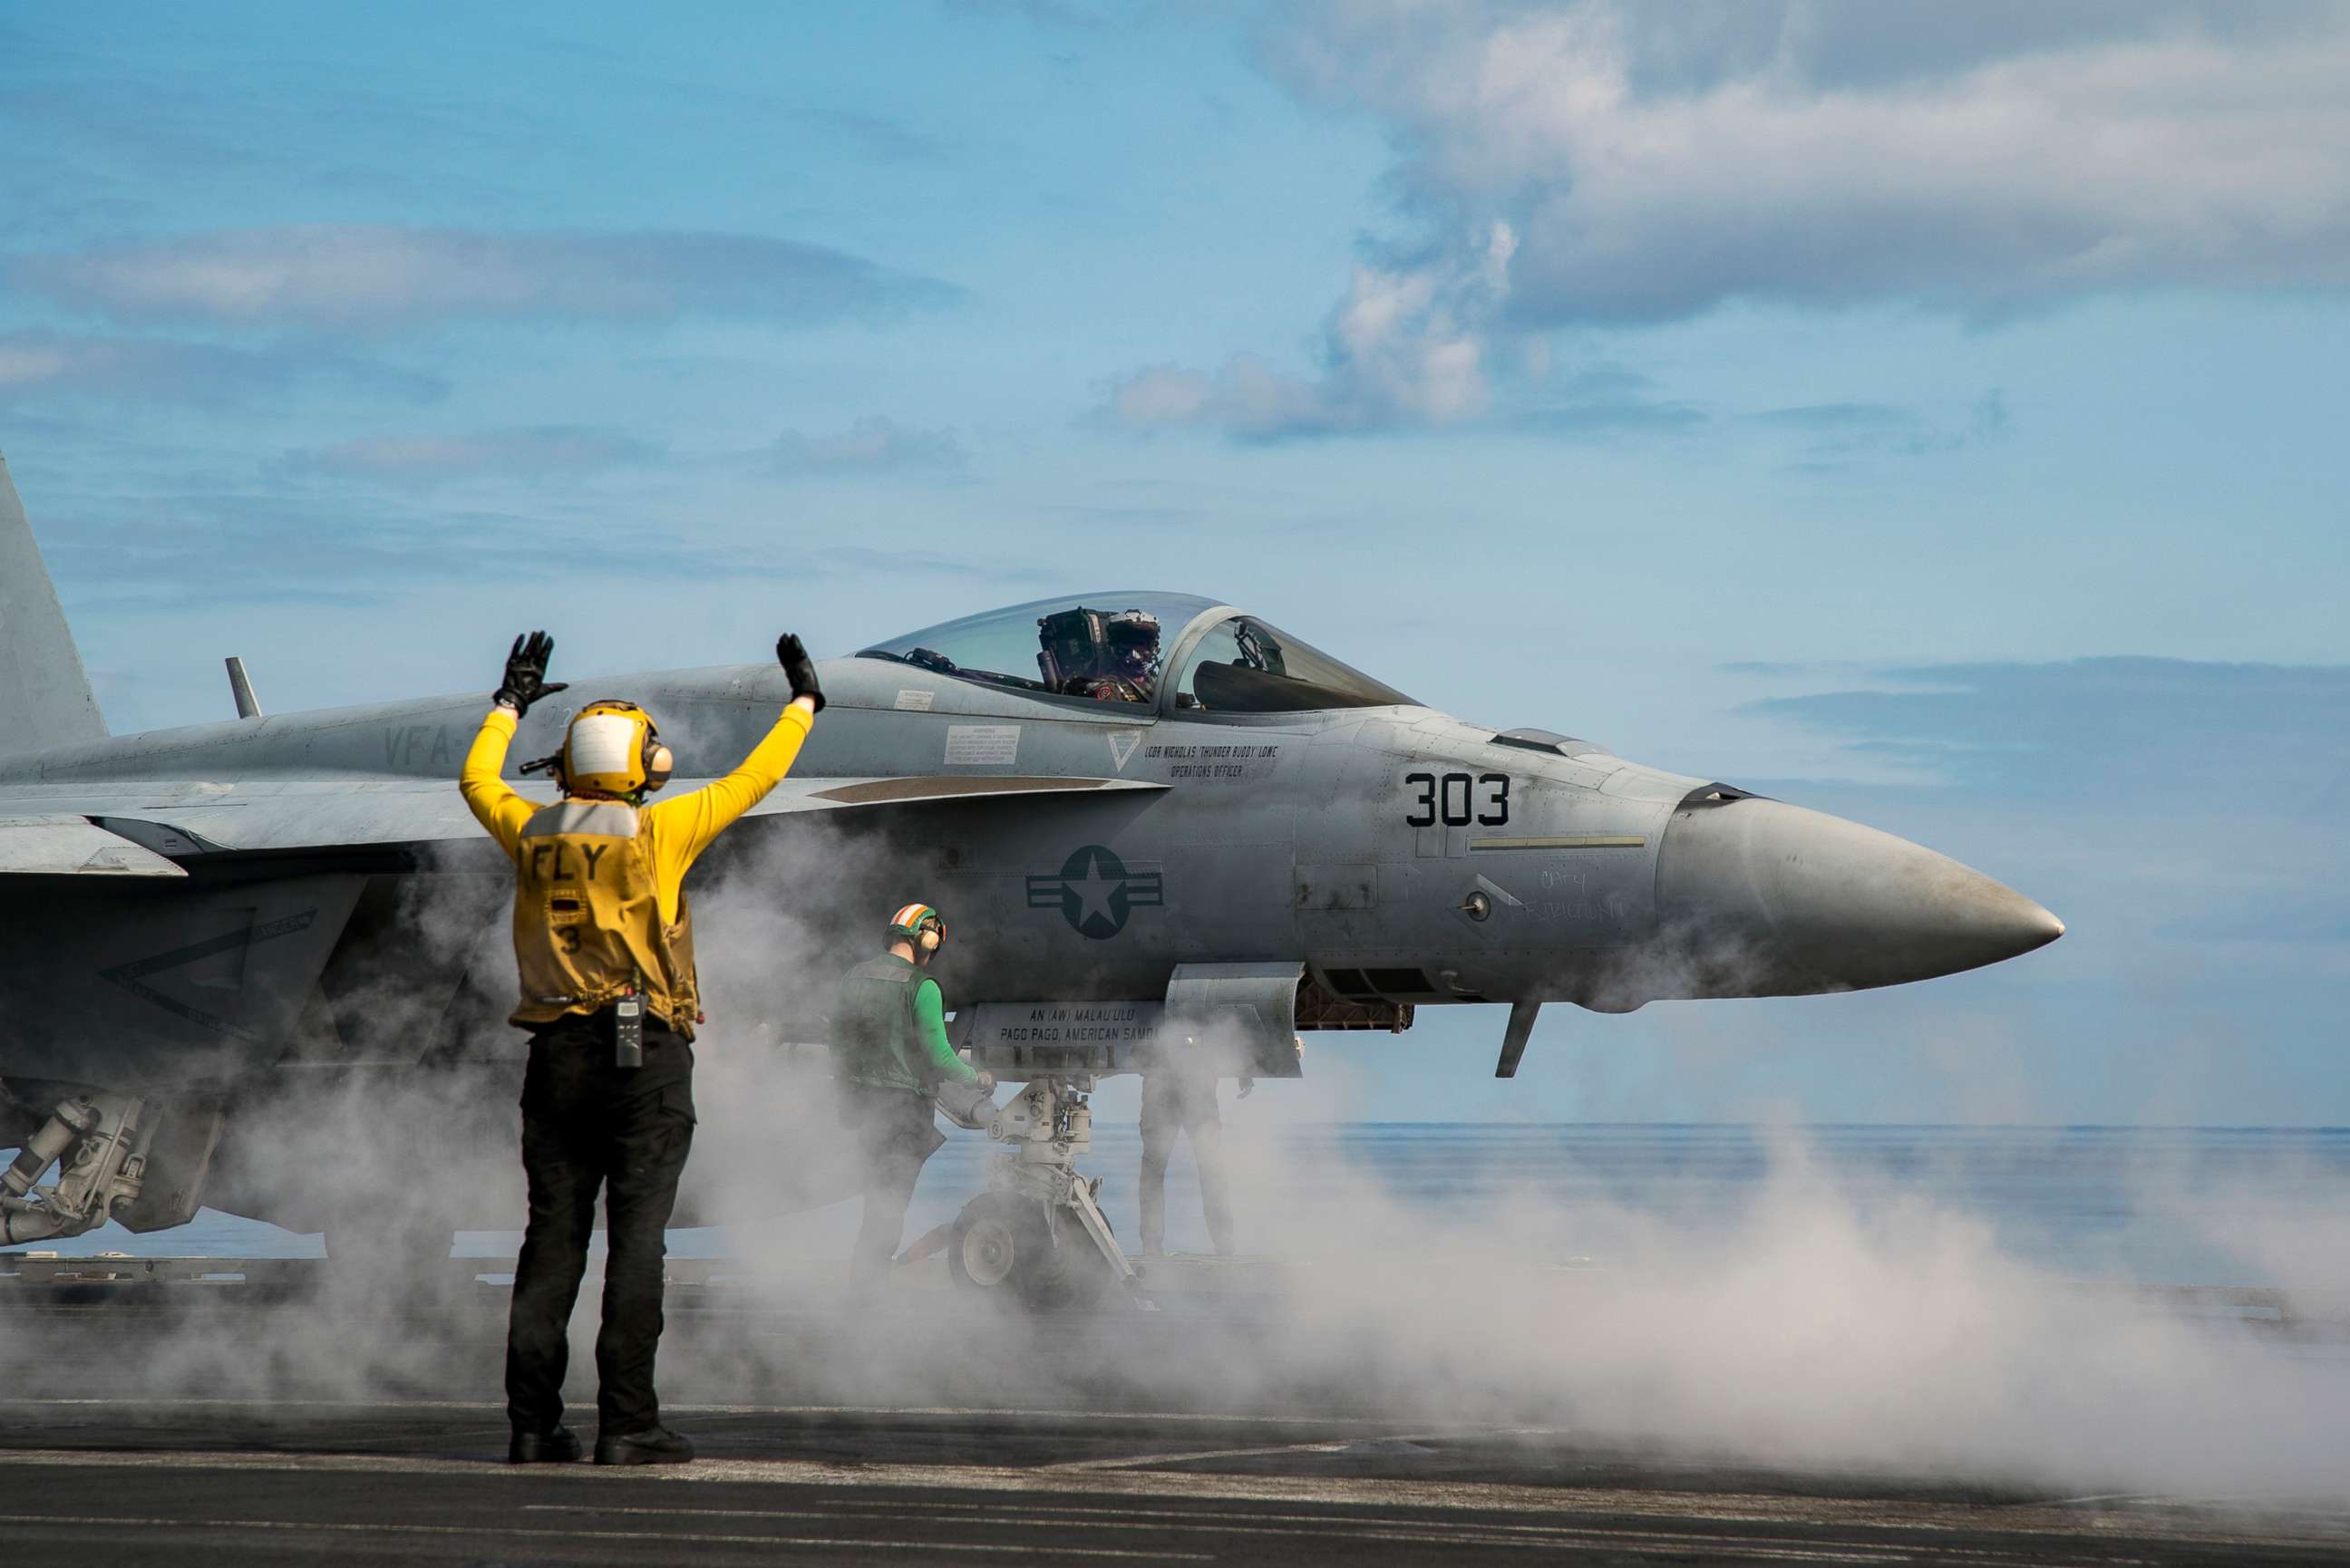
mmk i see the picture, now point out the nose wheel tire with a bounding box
[947,1192,1114,1310]
[948,1194,1035,1292]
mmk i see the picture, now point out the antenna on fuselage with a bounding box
[225,656,263,720]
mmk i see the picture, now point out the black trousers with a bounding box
[843,1085,943,1292]
[504,1013,695,1436]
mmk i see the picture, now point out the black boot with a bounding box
[595,1425,695,1466]
[508,1422,583,1464]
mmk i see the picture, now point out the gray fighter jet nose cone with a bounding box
[1654,797,2064,997]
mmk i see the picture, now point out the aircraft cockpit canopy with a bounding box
[858,592,1414,714]
[1170,613,1414,713]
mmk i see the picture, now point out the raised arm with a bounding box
[459,631,568,859]
[645,634,826,870]
[647,701,815,866]
[460,709,533,857]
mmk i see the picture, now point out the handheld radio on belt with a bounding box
[615,973,646,1069]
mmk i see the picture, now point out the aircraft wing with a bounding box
[0,775,1165,860]
[0,813,188,876]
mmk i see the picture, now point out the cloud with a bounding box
[1115,2,2350,440]
[1099,223,1515,439]
[1516,363,1708,436]
[1752,390,2009,462]
[33,491,688,609]
[1735,654,2350,967]
[1741,655,2350,805]
[27,477,1025,610]
[1263,2,2350,324]
[0,330,444,405]
[1100,303,1704,443]
[12,226,963,332]
[292,426,661,485]
[769,416,966,475]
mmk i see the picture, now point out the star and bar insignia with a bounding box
[1026,845,1163,940]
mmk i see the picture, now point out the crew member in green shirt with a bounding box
[830,902,992,1292]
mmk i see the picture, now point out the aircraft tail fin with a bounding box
[0,451,107,756]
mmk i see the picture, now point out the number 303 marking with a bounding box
[1404,771,1509,828]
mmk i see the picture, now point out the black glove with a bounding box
[776,633,825,713]
[494,631,568,716]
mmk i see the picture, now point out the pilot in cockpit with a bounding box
[1036,607,1161,704]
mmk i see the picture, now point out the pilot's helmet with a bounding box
[1104,610,1161,673]
[562,700,675,798]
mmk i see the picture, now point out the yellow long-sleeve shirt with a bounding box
[460,702,813,1031]
[461,702,812,922]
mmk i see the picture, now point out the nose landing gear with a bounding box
[943,1077,1146,1311]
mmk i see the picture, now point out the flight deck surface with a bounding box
[4,1257,2345,1565]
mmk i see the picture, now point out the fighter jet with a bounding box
[0,453,2061,1259]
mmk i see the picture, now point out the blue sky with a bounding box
[4,1,2345,1122]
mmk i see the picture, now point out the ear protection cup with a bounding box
[644,741,674,790]
[918,925,941,953]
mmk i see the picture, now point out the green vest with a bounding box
[831,953,927,1092]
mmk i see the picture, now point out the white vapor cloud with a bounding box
[1110,1,2350,438]
[13,226,962,332]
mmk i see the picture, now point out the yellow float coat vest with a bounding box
[458,701,816,1043]
[510,799,699,1034]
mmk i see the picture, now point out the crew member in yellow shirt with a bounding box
[461,628,823,1467]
